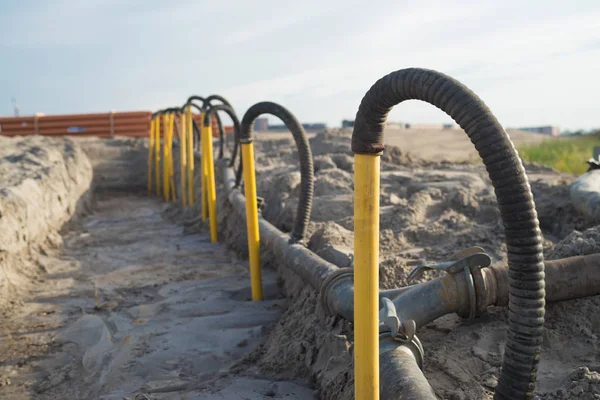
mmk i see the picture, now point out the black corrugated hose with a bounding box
[202,104,241,169]
[352,68,545,400]
[205,95,233,160]
[237,102,314,244]
[186,101,205,152]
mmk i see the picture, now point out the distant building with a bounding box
[267,123,327,132]
[342,120,354,128]
[519,126,560,136]
[253,117,268,132]
[302,123,327,131]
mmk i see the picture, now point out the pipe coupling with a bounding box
[319,267,353,317]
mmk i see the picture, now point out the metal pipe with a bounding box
[186,105,195,205]
[241,142,263,301]
[354,154,381,399]
[167,114,176,201]
[179,110,188,207]
[199,113,208,220]
[203,119,218,242]
[492,253,600,306]
[379,336,437,400]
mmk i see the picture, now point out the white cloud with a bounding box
[1,0,599,129]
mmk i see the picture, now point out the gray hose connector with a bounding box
[203,105,241,165]
[353,68,545,400]
[237,102,314,243]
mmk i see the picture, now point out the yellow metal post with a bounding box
[186,106,195,205]
[241,143,263,301]
[154,115,161,197]
[148,117,155,195]
[167,114,176,201]
[201,113,209,221]
[354,154,380,400]
[163,115,170,201]
[179,113,188,207]
[203,123,218,242]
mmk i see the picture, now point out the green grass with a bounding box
[518,134,600,175]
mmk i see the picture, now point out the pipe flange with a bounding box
[471,265,488,316]
[464,265,477,321]
[319,267,353,316]
[380,331,425,369]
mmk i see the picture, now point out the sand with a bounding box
[0,137,315,399]
[0,126,598,399]
[229,128,600,399]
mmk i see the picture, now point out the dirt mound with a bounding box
[226,132,598,398]
[0,136,92,314]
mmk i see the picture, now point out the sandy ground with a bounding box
[229,128,600,399]
[262,127,549,162]
[0,137,315,399]
[0,128,597,400]
[0,192,315,399]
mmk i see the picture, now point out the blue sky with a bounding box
[1,0,599,130]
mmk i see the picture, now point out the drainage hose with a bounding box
[205,95,233,161]
[186,102,205,152]
[202,104,241,164]
[353,68,544,400]
[237,101,314,243]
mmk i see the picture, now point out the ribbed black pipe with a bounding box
[186,102,204,151]
[205,94,232,108]
[238,102,314,243]
[174,105,198,150]
[353,68,545,400]
[205,95,233,160]
[187,95,207,108]
[203,105,241,165]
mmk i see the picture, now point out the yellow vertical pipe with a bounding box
[148,118,155,195]
[167,114,176,201]
[203,123,218,242]
[154,115,161,197]
[201,113,209,221]
[186,106,195,205]
[179,113,187,207]
[241,143,263,301]
[163,115,170,201]
[354,154,380,400]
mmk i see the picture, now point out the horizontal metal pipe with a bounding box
[220,162,338,290]
[491,253,600,306]
[322,252,600,332]
[391,275,459,330]
[380,337,437,400]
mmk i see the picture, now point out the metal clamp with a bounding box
[379,297,416,343]
[408,246,491,321]
[379,297,424,367]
